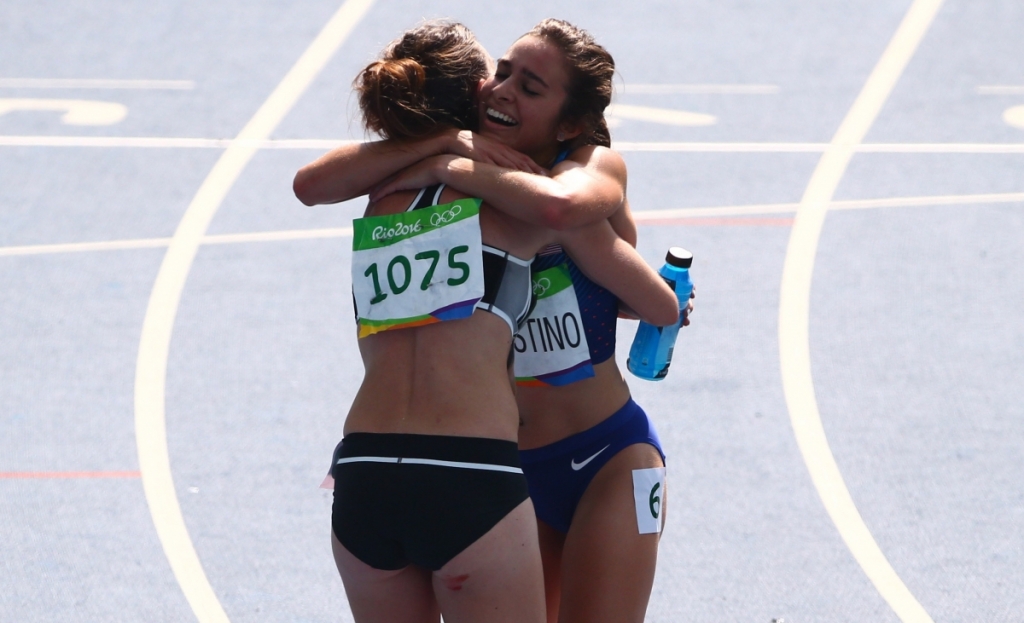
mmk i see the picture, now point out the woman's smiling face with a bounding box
[477,35,578,166]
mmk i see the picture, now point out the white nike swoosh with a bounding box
[571,445,611,471]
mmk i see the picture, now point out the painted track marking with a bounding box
[619,83,780,95]
[606,104,716,127]
[977,85,1024,95]
[0,471,141,479]
[5,135,1024,152]
[3,191,1022,258]
[132,1,374,622]
[0,79,195,90]
[779,0,944,621]
[630,191,1024,220]
[0,99,128,125]
[0,227,356,257]
[1004,106,1024,130]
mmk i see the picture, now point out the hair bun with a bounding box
[362,57,426,102]
[354,20,490,141]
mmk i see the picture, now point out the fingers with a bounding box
[521,156,547,175]
[462,132,546,175]
[478,147,541,174]
[681,300,694,327]
[489,152,521,171]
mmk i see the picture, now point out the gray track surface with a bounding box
[2,1,1022,622]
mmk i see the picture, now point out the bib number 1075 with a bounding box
[364,245,471,304]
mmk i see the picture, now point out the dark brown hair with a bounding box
[526,18,615,148]
[355,21,490,140]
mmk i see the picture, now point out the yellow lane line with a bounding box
[779,1,943,622]
[5,190,1022,259]
[132,2,374,623]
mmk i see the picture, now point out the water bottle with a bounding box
[627,247,693,381]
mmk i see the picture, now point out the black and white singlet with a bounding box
[407,184,533,334]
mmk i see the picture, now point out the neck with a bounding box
[531,143,563,169]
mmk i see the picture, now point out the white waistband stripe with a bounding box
[335,456,523,474]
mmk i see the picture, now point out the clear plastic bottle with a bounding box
[627,247,693,381]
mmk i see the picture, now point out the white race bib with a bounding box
[633,467,666,534]
[513,264,595,386]
[352,198,484,338]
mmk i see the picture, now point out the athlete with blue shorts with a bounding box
[296,19,690,623]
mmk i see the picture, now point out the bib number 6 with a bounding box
[364,245,471,305]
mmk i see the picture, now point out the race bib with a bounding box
[513,264,595,386]
[633,467,666,534]
[352,198,484,338]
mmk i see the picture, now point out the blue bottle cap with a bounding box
[665,247,693,268]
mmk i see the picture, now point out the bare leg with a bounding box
[537,520,566,623]
[432,498,546,623]
[332,533,439,623]
[557,443,666,623]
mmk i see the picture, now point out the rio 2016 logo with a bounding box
[371,220,422,242]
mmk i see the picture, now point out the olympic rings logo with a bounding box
[532,277,551,297]
[430,204,462,227]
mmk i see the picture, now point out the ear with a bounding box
[557,119,584,143]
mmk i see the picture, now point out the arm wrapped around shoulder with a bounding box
[558,221,679,327]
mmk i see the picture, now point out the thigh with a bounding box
[332,533,439,623]
[432,498,547,623]
[537,519,566,623]
[558,443,666,623]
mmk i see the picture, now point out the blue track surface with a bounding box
[2,1,1022,621]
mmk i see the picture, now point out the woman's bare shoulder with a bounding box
[556,144,626,181]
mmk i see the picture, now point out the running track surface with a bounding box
[2,1,1022,621]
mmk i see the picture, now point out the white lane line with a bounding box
[616,141,827,152]
[607,104,716,127]
[857,143,1024,153]
[615,142,1024,153]
[0,237,172,257]
[4,136,1024,153]
[0,228,356,257]
[631,191,1024,220]
[0,78,195,90]
[0,136,234,148]
[4,191,1021,259]
[977,85,1024,95]
[202,227,354,245]
[619,83,780,95]
[779,0,943,621]
[1004,106,1024,130]
[132,2,374,623]
[0,136,357,148]
[0,99,128,125]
